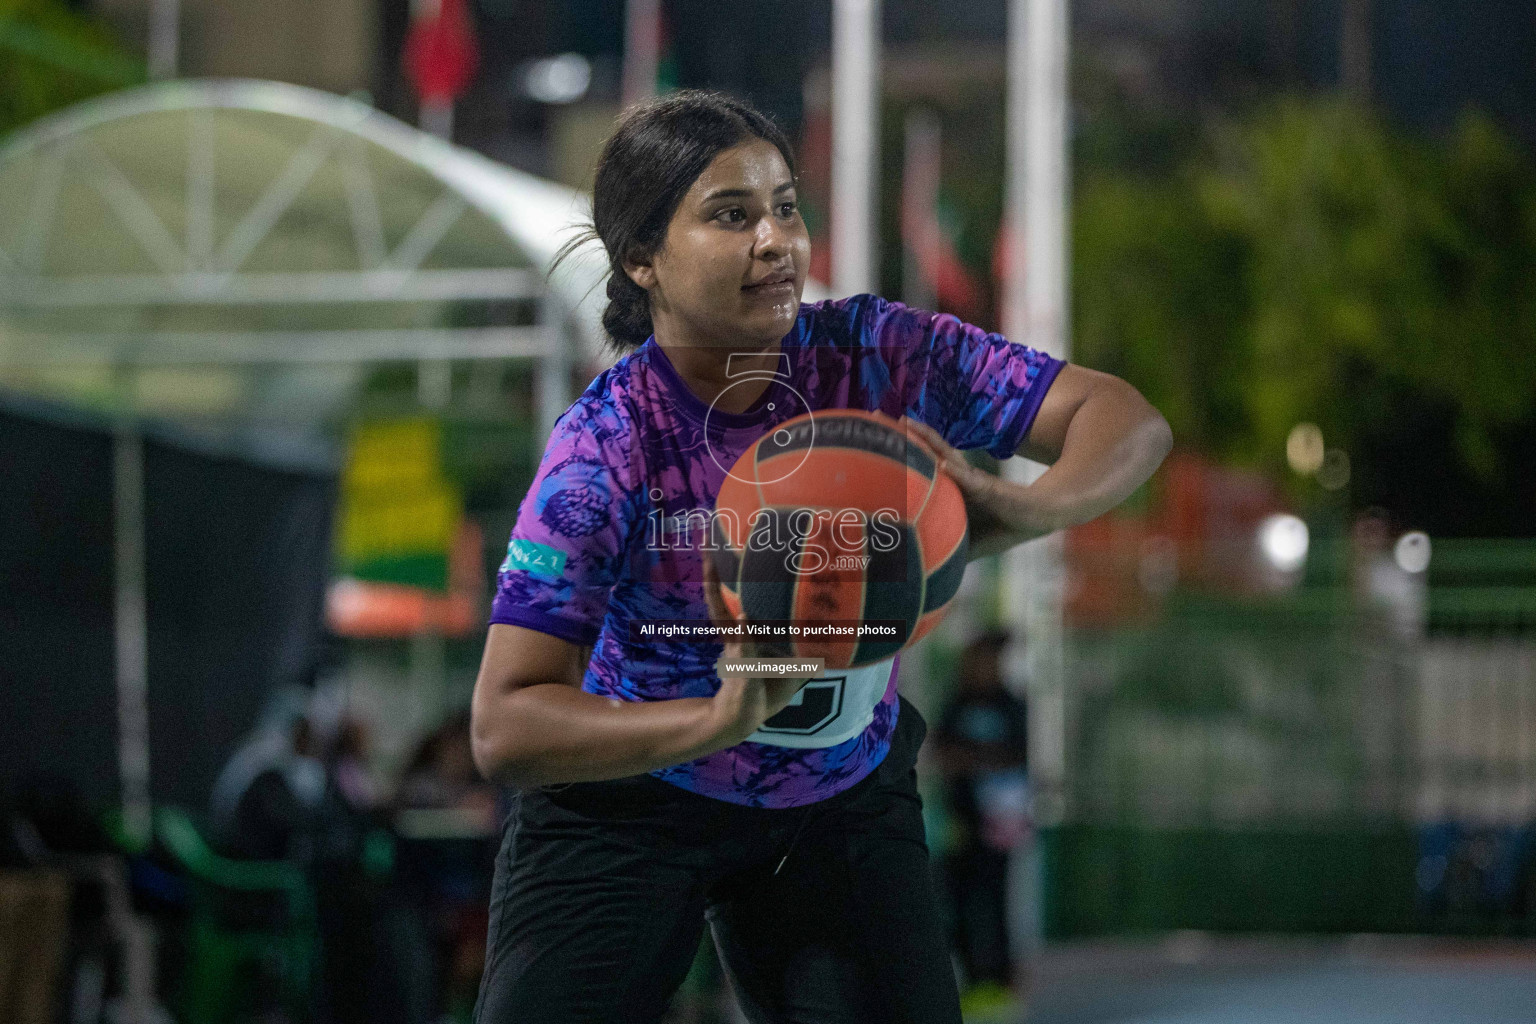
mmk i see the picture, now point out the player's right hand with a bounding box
[701,554,817,745]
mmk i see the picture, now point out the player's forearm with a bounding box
[472,684,726,788]
[1029,380,1171,525]
[971,380,1171,557]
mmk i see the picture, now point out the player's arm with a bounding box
[471,618,811,788]
[905,364,1170,559]
[880,300,1169,559]
[472,394,758,788]
[1013,362,1171,496]
[471,624,727,788]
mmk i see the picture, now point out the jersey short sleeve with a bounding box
[860,295,1065,459]
[488,398,642,647]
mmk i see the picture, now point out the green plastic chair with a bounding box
[153,806,318,1024]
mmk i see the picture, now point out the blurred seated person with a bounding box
[931,629,1032,1009]
[209,686,427,1024]
[394,710,503,1022]
[396,710,497,828]
[329,716,382,814]
[209,686,328,863]
[305,680,384,817]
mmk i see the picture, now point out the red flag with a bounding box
[900,110,982,319]
[404,0,480,105]
[901,203,983,319]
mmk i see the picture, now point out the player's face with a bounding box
[636,138,810,350]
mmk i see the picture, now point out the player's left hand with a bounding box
[895,416,997,501]
[893,415,1047,557]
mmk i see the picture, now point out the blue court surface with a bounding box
[1011,935,1536,1024]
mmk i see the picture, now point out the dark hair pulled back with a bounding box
[551,89,798,356]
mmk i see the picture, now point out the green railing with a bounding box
[1045,538,1536,938]
[153,807,319,1024]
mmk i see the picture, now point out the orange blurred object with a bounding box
[1061,450,1291,627]
[328,518,484,638]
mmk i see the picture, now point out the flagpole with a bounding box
[901,107,940,311]
[831,0,881,298]
[623,0,662,107]
[419,101,452,141]
[1004,0,1071,952]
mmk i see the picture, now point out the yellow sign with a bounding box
[337,418,462,591]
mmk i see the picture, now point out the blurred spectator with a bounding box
[931,629,1032,1010]
[208,686,328,863]
[306,680,383,815]
[331,716,384,814]
[397,710,498,825]
[1351,508,1428,641]
[0,779,122,1024]
[208,685,434,1024]
[394,711,502,1022]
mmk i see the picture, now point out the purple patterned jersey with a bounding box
[489,294,1064,808]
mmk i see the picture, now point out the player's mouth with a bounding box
[743,270,796,295]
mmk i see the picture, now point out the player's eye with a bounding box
[714,207,746,225]
[777,200,799,218]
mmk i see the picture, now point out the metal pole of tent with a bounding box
[831,0,881,298]
[1004,0,1071,951]
[419,78,456,405]
[412,324,451,715]
[536,292,573,442]
[148,0,179,81]
[113,372,153,849]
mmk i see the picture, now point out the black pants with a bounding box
[473,695,962,1024]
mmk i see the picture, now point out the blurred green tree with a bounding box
[1073,98,1536,524]
[0,0,143,138]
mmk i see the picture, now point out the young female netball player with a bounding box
[469,90,1171,1023]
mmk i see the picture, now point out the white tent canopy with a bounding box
[0,78,613,423]
[0,77,834,403]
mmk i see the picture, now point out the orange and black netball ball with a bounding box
[711,410,969,669]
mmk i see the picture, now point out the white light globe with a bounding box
[526,53,591,104]
[1258,514,1309,573]
[1394,531,1431,574]
[1286,422,1325,475]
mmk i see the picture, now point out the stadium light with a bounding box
[1395,531,1431,574]
[526,54,592,105]
[1259,513,1310,573]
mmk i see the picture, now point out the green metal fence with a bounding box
[1045,538,1536,937]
